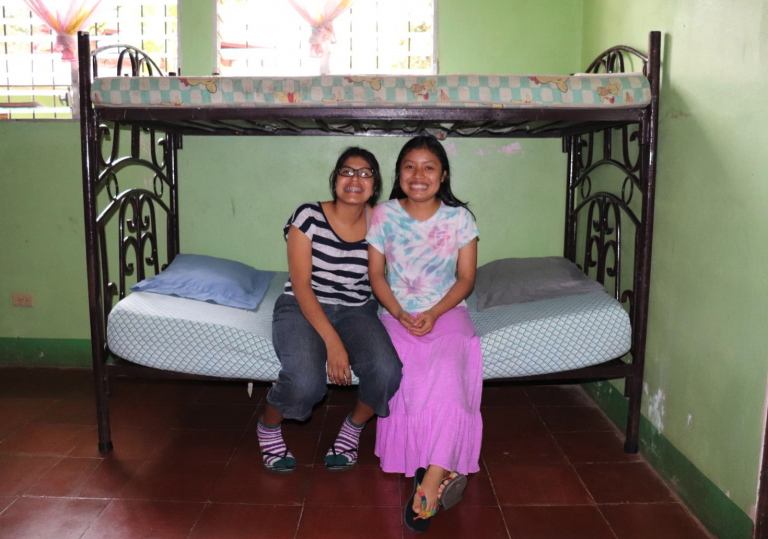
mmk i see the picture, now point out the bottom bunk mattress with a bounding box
[107,272,631,381]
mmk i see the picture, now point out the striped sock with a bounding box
[324,414,364,468]
[257,421,296,471]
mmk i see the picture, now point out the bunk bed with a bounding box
[77,31,661,454]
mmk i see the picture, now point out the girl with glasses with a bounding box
[256,147,402,474]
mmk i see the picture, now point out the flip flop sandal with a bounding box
[261,449,297,475]
[438,472,468,511]
[404,468,433,533]
[324,446,358,473]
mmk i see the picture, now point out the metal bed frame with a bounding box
[77,31,661,454]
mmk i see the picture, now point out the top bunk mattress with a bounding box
[91,73,650,110]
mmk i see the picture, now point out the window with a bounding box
[0,1,178,120]
[217,0,436,77]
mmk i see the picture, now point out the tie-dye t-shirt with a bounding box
[366,199,479,313]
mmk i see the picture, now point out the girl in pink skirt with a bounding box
[367,135,482,533]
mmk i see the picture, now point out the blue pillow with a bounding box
[131,254,275,310]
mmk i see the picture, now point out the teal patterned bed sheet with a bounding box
[92,73,650,109]
[106,272,631,381]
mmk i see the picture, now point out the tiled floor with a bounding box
[0,367,714,539]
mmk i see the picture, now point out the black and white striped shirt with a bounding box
[283,202,371,306]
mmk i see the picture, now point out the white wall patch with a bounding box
[647,388,666,433]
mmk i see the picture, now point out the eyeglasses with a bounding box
[338,166,375,179]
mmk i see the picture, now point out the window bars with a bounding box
[0,1,177,120]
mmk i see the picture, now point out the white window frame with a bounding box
[0,1,179,120]
[213,0,438,77]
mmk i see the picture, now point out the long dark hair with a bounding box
[328,147,383,206]
[389,136,471,212]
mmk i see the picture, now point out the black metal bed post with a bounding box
[563,135,579,262]
[167,133,181,259]
[623,30,661,453]
[77,31,113,453]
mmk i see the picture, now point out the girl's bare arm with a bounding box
[368,245,415,328]
[287,226,351,384]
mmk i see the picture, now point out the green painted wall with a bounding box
[582,0,768,521]
[0,0,582,345]
[438,0,583,73]
[0,122,90,340]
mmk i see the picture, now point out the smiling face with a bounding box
[398,148,446,204]
[334,156,375,205]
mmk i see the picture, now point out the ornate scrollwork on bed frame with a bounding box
[564,44,650,337]
[87,44,180,331]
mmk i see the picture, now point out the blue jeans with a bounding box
[267,294,403,421]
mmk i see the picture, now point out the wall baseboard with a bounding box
[583,381,754,539]
[0,338,92,367]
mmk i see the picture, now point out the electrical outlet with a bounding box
[12,292,34,308]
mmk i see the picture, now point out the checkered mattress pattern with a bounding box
[92,73,650,110]
[107,272,631,381]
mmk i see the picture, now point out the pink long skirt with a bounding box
[375,306,483,478]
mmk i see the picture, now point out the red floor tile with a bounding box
[538,406,616,433]
[503,505,615,539]
[133,380,206,403]
[0,397,58,441]
[0,498,16,515]
[297,506,402,539]
[67,426,168,460]
[0,497,108,539]
[210,461,311,505]
[110,400,188,429]
[77,458,144,499]
[195,382,268,405]
[600,503,714,539]
[422,506,510,539]
[454,471,500,508]
[480,385,532,407]
[0,368,90,399]
[0,396,58,414]
[0,455,59,495]
[481,407,549,437]
[306,464,400,507]
[190,504,302,539]
[553,431,643,464]
[0,424,89,456]
[25,457,101,497]
[30,395,97,426]
[173,403,257,431]
[148,430,241,463]
[0,368,716,539]
[282,406,328,433]
[118,459,226,502]
[481,431,568,466]
[575,462,677,503]
[0,417,35,444]
[81,499,205,539]
[525,385,595,407]
[487,462,593,506]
